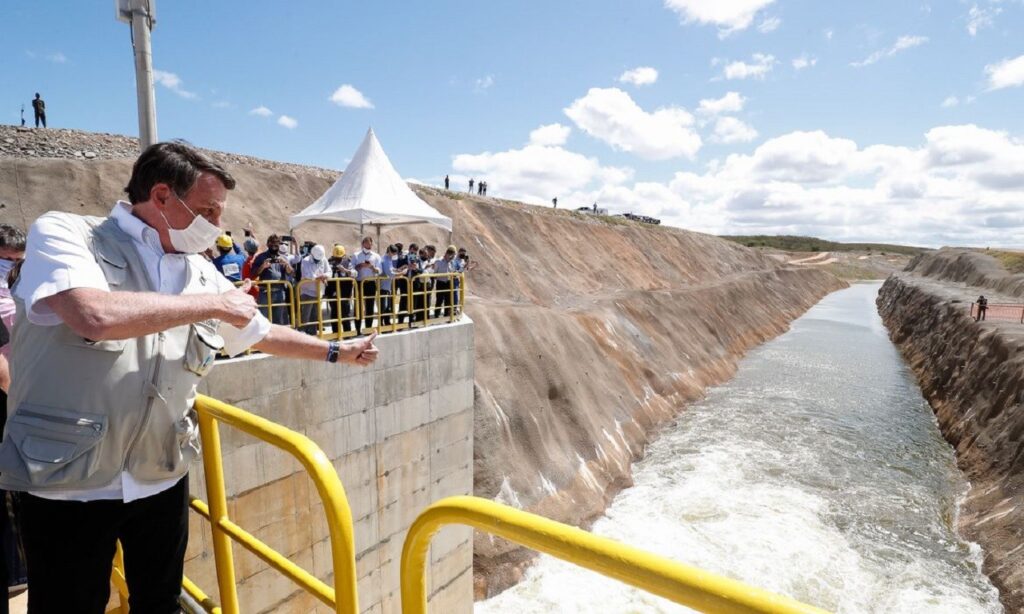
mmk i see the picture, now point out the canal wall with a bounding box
[186,321,475,614]
[878,263,1024,613]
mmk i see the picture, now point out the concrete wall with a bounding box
[184,320,475,614]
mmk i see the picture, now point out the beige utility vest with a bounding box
[0,213,223,492]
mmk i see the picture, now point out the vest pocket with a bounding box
[184,321,224,377]
[0,403,107,487]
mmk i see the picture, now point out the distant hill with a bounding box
[721,234,930,256]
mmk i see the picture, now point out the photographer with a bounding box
[252,234,294,325]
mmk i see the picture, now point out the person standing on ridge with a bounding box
[31,94,45,129]
[444,175,449,190]
[1,141,378,614]
[468,178,475,193]
[552,197,557,209]
[976,295,988,321]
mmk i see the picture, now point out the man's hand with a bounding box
[342,331,379,366]
[216,280,259,327]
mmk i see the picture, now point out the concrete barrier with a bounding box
[187,319,475,614]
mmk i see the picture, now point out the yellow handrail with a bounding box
[190,394,360,614]
[400,496,830,614]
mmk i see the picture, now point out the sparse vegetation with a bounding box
[721,234,928,256]
[987,250,1024,274]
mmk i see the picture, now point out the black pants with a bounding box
[34,112,45,128]
[20,477,189,614]
[362,281,377,331]
[380,289,392,327]
[434,280,452,319]
[412,280,427,324]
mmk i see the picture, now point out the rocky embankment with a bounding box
[1,126,847,599]
[878,249,1024,612]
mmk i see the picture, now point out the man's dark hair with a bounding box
[267,234,281,244]
[124,141,236,205]
[0,224,27,252]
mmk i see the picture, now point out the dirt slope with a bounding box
[1,128,846,597]
[878,251,1024,612]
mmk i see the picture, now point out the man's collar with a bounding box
[111,201,166,255]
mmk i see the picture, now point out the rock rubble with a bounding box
[0,123,339,180]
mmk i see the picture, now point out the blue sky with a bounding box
[3,1,1024,246]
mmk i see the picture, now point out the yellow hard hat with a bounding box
[447,244,457,252]
[216,234,233,249]
[332,244,346,258]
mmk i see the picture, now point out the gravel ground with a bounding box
[0,123,340,180]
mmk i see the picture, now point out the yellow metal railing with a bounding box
[401,496,829,614]
[107,394,362,614]
[110,389,828,614]
[242,273,464,343]
[186,394,359,614]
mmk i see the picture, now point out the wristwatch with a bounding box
[326,340,341,363]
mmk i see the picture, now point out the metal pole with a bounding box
[130,0,158,149]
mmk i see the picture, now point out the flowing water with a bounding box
[477,283,1002,613]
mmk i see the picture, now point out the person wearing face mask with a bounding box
[0,224,26,372]
[251,234,295,325]
[4,141,380,614]
[0,224,28,610]
[431,246,458,319]
[298,244,331,335]
[378,244,400,328]
[352,236,381,333]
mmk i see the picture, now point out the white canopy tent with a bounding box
[289,128,452,246]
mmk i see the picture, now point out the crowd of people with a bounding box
[205,230,477,335]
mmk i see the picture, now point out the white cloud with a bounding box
[941,96,959,108]
[851,35,928,67]
[712,117,758,143]
[451,144,612,205]
[564,87,702,160]
[757,17,781,33]
[47,52,67,64]
[475,75,495,92]
[329,84,374,109]
[824,28,834,41]
[697,92,746,116]
[618,66,659,86]
[529,123,572,146]
[792,54,817,70]
[152,69,197,99]
[249,105,273,117]
[277,115,298,129]
[452,123,1024,245]
[985,54,1024,91]
[721,53,777,80]
[664,0,776,37]
[967,4,1001,36]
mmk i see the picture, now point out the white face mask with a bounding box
[159,193,222,254]
[0,258,15,289]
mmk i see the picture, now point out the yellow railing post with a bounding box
[400,496,830,614]
[197,410,241,614]
[192,395,360,614]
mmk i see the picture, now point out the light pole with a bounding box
[116,0,158,150]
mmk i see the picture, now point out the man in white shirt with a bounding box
[351,236,381,333]
[298,244,330,334]
[6,142,378,614]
